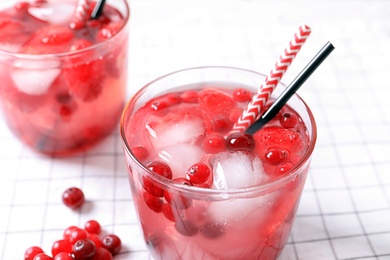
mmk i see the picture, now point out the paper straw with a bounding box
[245,41,335,135]
[71,0,92,28]
[231,25,312,133]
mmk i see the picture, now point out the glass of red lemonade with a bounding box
[120,66,317,259]
[0,0,130,155]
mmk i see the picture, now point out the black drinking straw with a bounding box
[91,0,106,19]
[245,41,335,135]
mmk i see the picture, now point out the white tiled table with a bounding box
[1,0,390,259]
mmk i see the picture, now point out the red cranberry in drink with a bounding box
[84,220,101,234]
[232,88,252,102]
[142,161,173,197]
[131,145,149,161]
[186,162,211,184]
[101,234,122,255]
[72,239,96,260]
[164,178,192,210]
[211,115,232,133]
[175,219,198,237]
[226,132,255,152]
[143,191,163,213]
[202,133,226,154]
[276,162,295,176]
[161,203,176,222]
[264,147,288,165]
[62,187,85,209]
[24,246,44,260]
[280,113,298,128]
[51,239,72,257]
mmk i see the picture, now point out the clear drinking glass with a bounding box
[120,66,317,259]
[0,0,130,155]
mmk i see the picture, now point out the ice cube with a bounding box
[28,2,76,25]
[11,60,61,95]
[157,144,205,178]
[210,151,269,189]
[147,117,205,151]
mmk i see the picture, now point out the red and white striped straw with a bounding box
[71,0,92,28]
[231,24,312,133]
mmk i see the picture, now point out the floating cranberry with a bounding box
[62,187,85,209]
[200,222,225,239]
[33,253,52,260]
[226,132,255,152]
[280,113,298,128]
[175,219,198,237]
[53,252,73,260]
[264,147,288,165]
[276,162,295,176]
[186,162,211,184]
[24,246,44,260]
[161,203,176,222]
[147,161,173,179]
[51,239,72,257]
[164,178,192,210]
[232,88,252,102]
[211,115,232,133]
[84,220,101,235]
[91,248,113,260]
[72,239,96,260]
[202,133,226,154]
[131,145,149,161]
[101,234,122,255]
[143,191,163,213]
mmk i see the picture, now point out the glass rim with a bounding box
[120,66,317,198]
[0,0,130,59]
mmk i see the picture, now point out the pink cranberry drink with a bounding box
[0,0,129,155]
[121,67,317,259]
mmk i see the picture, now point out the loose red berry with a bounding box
[69,228,89,244]
[280,113,298,128]
[33,253,52,260]
[63,226,78,241]
[25,246,44,260]
[202,133,226,154]
[264,147,288,165]
[88,233,103,250]
[186,162,211,184]
[53,252,73,260]
[72,239,96,260]
[85,220,101,234]
[91,248,113,260]
[62,187,85,209]
[51,239,73,257]
[232,88,252,102]
[226,132,255,152]
[101,234,122,255]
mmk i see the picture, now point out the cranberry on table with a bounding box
[51,239,73,257]
[68,228,89,244]
[53,252,73,260]
[101,234,122,255]
[91,248,113,260]
[62,187,85,209]
[72,239,96,260]
[33,253,52,260]
[84,220,101,234]
[24,246,44,260]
